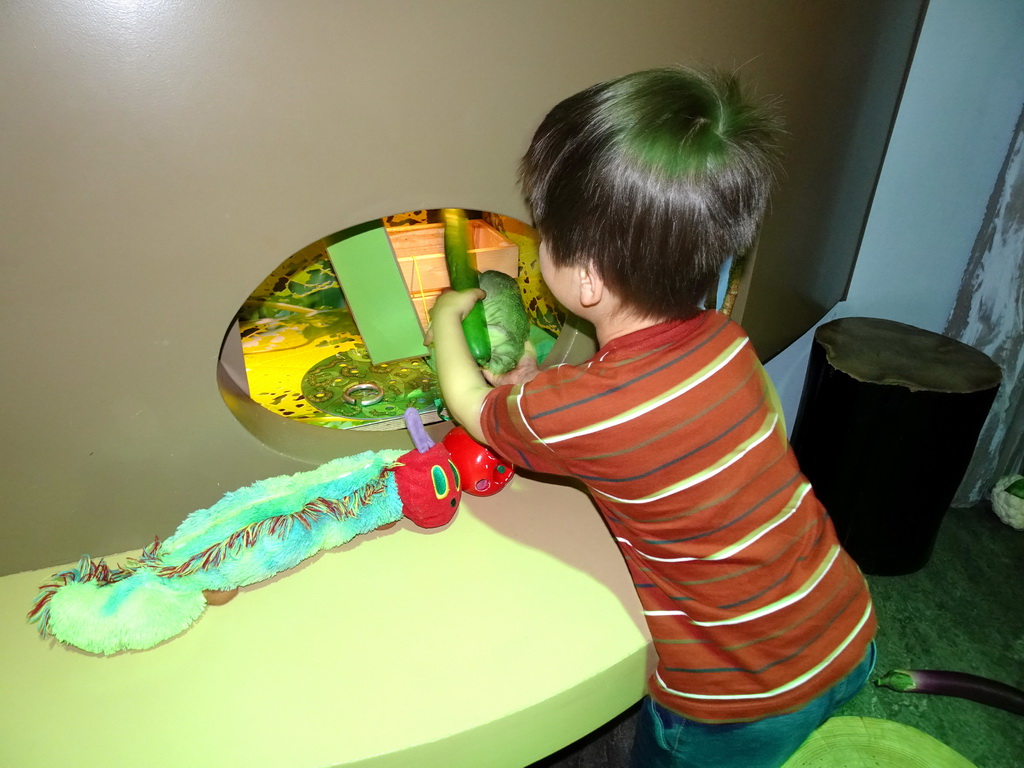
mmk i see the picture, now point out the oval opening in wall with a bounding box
[218,209,573,460]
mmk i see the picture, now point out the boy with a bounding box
[429,66,876,768]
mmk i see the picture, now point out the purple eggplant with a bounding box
[875,669,1024,716]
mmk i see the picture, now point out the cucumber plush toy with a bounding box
[442,208,491,365]
[440,209,531,376]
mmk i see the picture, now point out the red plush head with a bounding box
[394,442,462,528]
[442,426,515,496]
[395,409,462,529]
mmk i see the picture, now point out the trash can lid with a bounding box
[814,317,1002,393]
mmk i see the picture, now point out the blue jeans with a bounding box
[629,642,876,768]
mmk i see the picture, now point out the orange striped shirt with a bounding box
[481,311,876,723]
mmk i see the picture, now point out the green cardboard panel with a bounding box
[327,221,429,364]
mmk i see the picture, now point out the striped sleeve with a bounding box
[481,363,589,477]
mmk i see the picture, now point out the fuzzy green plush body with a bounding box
[29,407,467,656]
[30,451,405,655]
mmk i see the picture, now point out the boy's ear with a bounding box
[578,262,604,308]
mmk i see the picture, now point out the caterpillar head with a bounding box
[395,409,462,529]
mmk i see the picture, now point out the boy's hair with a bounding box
[519,66,782,320]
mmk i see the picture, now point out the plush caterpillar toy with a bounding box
[28,408,513,655]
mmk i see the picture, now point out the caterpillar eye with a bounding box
[449,460,461,491]
[431,465,449,499]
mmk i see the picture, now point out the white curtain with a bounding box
[945,103,1024,505]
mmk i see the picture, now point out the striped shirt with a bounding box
[481,311,876,723]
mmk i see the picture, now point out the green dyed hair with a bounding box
[520,66,782,319]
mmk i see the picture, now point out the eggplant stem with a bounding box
[875,670,916,692]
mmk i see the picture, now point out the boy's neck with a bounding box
[592,313,661,347]
[586,298,683,347]
[572,267,698,347]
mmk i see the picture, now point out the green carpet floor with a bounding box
[535,503,1023,767]
[836,503,1023,767]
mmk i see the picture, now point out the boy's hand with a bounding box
[425,288,486,345]
[483,340,540,387]
[427,288,490,442]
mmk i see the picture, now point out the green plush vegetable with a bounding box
[479,270,531,375]
[442,208,491,365]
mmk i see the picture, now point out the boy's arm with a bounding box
[428,288,492,442]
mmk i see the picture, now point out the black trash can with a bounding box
[791,317,1001,576]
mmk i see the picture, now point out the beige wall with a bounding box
[0,0,921,575]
